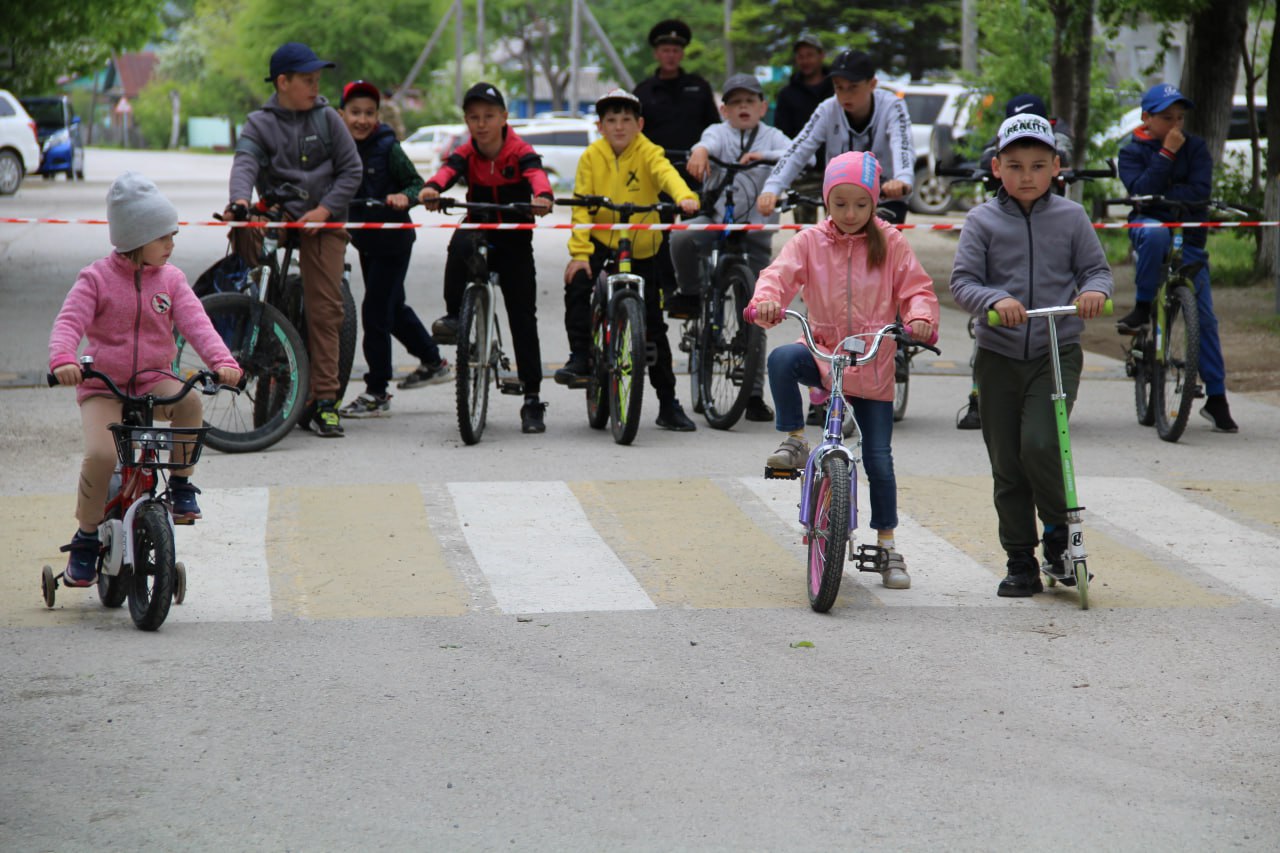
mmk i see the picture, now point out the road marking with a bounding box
[448,480,654,614]
[171,487,272,622]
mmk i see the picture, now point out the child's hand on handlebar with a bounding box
[881,180,909,199]
[750,300,783,328]
[678,198,699,216]
[1074,290,1109,320]
[564,259,591,284]
[990,297,1028,327]
[385,193,410,211]
[686,147,709,182]
[215,366,243,388]
[757,192,778,217]
[906,319,934,342]
[53,364,82,386]
[295,205,331,237]
[418,186,441,210]
[532,196,553,217]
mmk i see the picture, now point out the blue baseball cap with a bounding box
[1141,83,1194,114]
[265,42,336,83]
[1005,93,1048,119]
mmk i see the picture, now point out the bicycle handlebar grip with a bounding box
[47,372,59,387]
[743,305,758,325]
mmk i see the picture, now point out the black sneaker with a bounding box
[1042,525,1069,579]
[431,315,459,344]
[656,399,697,431]
[520,400,547,434]
[956,393,981,430]
[744,395,774,422]
[805,403,824,426]
[169,478,203,525]
[398,360,452,389]
[1116,302,1151,333]
[997,551,1043,598]
[60,529,100,586]
[553,353,592,387]
[1200,394,1239,433]
[313,399,345,438]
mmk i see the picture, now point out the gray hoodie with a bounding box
[693,121,792,224]
[228,94,362,221]
[950,189,1113,361]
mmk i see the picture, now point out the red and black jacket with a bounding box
[425,126,554,226]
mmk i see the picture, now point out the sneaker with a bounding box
[997,551,1043,598]
[1199,394,1239,433]
[313,399,345,438]
[60,530,99,586]
[398,360,452,390]
[1042,526,1069,580]
[766,435,809,469]
[341,393,392,418]
[805,403,825,426]
[744,396,774,422]
[553,353,592,387]
[880,549,911,589]
[956,393,981,430]
[1116,302,1151,333]
[656,399,697,431]
[431,315,459,344]
[520,400,547,434]
[169,478,203,524]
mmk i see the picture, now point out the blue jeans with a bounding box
[767,343,898,531]
[1130,218,1225,396]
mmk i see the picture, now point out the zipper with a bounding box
[1022,204,1034,360]
[131,268,143,395]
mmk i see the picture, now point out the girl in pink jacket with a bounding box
[48,172,242,586]
[748,151,938,590]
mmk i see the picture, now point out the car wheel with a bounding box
[0,150,23,195]
[908,165,952,215]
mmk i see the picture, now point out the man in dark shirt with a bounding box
[771,33,832,224]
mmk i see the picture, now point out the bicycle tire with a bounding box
[610,293,646,445]
[1153,283,1200,442]
[586,284,610,430]
[177,292,310,453]
[893,346,910,423]
[807,455,850,613]
[698,260,761,430]
[1132,331,1155,427]
[128,502,175,631]
[455,285,491,445]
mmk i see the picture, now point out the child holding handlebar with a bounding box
[49,172,242,586]
[748,151,938,590]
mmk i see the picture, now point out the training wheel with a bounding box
[41,565,56,608]
[174,561,187,605]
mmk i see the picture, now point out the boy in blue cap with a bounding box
[1117,83,1236,433]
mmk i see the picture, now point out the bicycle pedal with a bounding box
[499,380,525,395]
[853,544,889,573]
[763,466,801,480]
[566,375,592,390]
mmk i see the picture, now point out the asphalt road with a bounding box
[1,151,1277,851]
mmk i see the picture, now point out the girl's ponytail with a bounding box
[865,217,887,269]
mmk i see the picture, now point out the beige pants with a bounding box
[297,229,349,400]
[75,380,202,530]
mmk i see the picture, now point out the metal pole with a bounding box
[396,5,455,97]
[724,0,734,78]
[477,0,486,69]
[579,1,635,90]
[454,0,464,106]
[962,0,977,74]
[570,0,581,116]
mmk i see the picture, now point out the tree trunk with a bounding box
[1181,0,1249,162]
[1261,3,1280,293]
[1069,8,1092,171]
[1049,2,1075,144]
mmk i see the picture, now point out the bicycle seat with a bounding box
[1177,261,1206,280]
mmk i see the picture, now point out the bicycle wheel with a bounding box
[610,293,646,445]
[698,260,762,430]
[176,292,310,453]
[1153,283,1200,442]
[128,502,175,631]
[893,346,910,423]
[586,285,610,430]
[337,275,357,402]
[1132,331,1155,427]
[807,455,850,613]
[455,285,491,445]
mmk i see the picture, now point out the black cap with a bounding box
[1005,93,1048,119]
[462,82,506,110]
[265,42,335,83]
[828,50,876,83]
[648,19,691,47]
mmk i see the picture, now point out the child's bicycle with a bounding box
[556,194,678,445]
[986,300,1113,609]
[42,358,234,630]
[746,306,939,613]
[427,197,538,445]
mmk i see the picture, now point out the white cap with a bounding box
[107,171,179,252]
[996,114,1056,153]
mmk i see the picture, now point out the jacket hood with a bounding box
[262,92,333,115]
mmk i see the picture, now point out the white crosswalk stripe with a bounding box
[171,486,273,622]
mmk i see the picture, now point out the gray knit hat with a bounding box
[107,171,179,252]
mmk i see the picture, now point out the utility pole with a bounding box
[477,0,485,69]
[724,0,734,78]
[454,0,464,105]
[962,0,977,74]
[570,0,581,116]
[396,2,455,99]
[579,1,635,90]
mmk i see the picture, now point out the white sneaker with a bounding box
[880,549,911,589]
[340,393,391,418]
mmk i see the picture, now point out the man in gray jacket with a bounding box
[949,114,1112,598]
[228,42,363,437]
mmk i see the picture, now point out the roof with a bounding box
[109,52,158,99]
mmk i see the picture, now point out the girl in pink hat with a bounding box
[747,151,939,589]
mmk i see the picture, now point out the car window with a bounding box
[902,93,946,125]
[0,99,13,117]
[553,131,589,146]
[1228,105,1267,140]
[22,100,65,130]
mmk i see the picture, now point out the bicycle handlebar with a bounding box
[742,306,940,364]
[427,198,540,215]
[1102,196,1259,218]
[48,360,238,402]
[555,196,678,216]
[986,299,1114,327]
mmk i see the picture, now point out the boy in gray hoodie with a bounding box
[949,114,1112,598]
[228,42,363,437]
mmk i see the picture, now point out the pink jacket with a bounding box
[49,252,239,404]
[749,218,939,402]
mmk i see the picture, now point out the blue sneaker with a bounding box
[60,530,100,586]
[170,479,203,524]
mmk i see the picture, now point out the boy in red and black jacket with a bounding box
[419,82,554,433]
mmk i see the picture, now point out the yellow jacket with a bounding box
[567,134,697,261]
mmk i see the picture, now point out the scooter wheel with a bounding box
[173,561,187,605]
[41,565,56,608]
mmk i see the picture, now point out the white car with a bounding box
[401,123,466,176]
[0,89,41,195]
[512,119,599,189]
[891,82,979,215]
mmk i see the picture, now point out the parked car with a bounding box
[0,89,41,195]
[892,82,979,215]
[401,123,466,176]
[20,94,84,180]
[513,119,598,189]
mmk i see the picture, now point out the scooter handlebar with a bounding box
[986,299,1113,327]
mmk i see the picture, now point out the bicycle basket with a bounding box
[193,253,252,298]
[109,424,210,469]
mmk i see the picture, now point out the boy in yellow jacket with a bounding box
[555,89,701,431]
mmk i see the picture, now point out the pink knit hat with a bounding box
[823,151,881,206]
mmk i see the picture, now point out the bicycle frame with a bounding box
[459,237,514,389]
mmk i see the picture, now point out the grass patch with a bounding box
[1093,226,1269,288]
